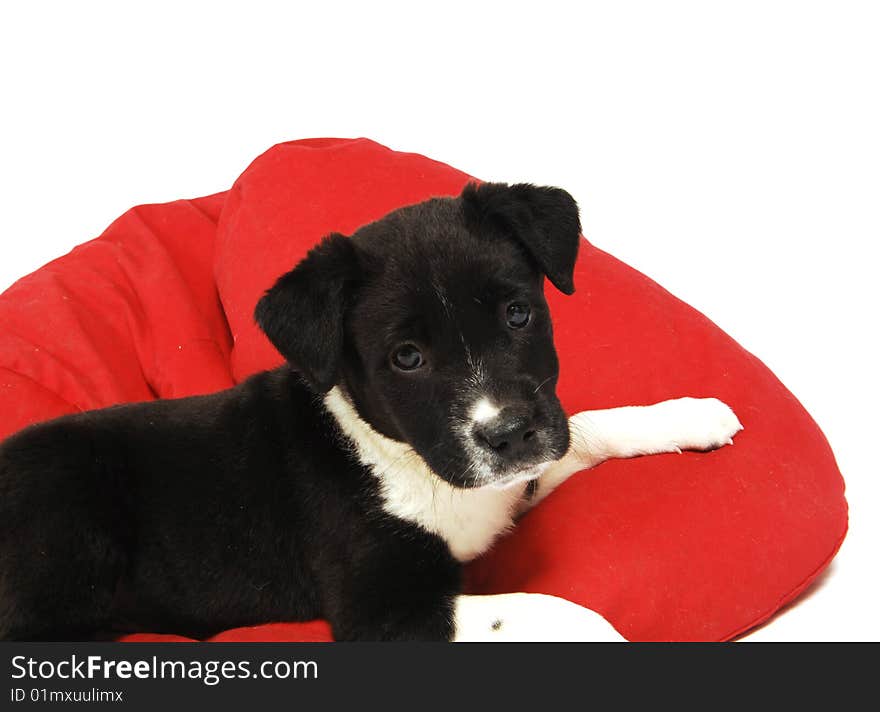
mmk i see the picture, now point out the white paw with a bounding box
[453,593,625,642]
[656,397,743,453]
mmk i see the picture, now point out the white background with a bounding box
[1,1,877,641]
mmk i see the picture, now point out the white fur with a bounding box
[452,395,500,485]
[470,397,500,424]
[569,396,743,463]
[324,390,743,558]
[324,387,742,640]
[323,387,523,562]
[526,397,744,509]
[453,593,624,642]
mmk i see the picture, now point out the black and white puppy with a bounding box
[0,183,742,641]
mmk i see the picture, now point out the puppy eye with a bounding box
[506,303,531,329]
[391,344,424,371]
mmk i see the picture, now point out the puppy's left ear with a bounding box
[254,233,359,393]
[461,182,581,294]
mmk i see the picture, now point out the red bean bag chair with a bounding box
[0,138,847,642]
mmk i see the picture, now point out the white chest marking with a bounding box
[323,388,523,562]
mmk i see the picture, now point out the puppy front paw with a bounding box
[453,593,624,642]
[659,397,743,453]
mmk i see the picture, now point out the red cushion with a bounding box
[0,138,847,641]
[0,194,234,427]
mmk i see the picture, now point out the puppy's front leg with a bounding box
[527,397,743,509]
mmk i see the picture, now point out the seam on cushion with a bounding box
[722,519,849,641]
[122,206,176,392]
[0,366,83,413]
[185,196,223,225]
[127,204,234,374]
[203,283,234,356]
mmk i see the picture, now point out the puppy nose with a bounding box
[474,408,537,459]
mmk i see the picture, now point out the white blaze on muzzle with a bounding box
[470,397,500,424]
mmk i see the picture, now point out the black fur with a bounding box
[0,182,580,640]
[255,233,358,393]
[461,182,581,295]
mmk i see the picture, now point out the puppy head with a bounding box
[255,182,581,489]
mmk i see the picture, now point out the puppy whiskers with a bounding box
[533,376,553,394]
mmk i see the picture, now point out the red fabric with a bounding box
[214,137,473,382]
[0,138,847,642]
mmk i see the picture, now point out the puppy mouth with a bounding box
[443,419,570,489]
[481,460,555,490]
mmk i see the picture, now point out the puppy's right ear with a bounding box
[254,233,358,393]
